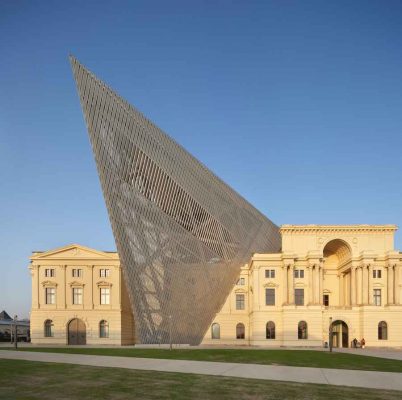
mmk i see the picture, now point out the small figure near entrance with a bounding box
[352,338,358,348]
[361,338,366,349]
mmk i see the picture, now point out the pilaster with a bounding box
[351,266,357,306]
[282,265,288,305]
[288,264,295,304]
[387,264,395,305]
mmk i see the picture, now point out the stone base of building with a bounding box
[202,306,402,347]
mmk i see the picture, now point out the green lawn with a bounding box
[9,347,402,372]
[0,359,400,400]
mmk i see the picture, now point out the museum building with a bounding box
[29,224,402,347]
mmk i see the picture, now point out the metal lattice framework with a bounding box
[70,56,281,344]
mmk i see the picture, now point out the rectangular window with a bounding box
[373,270,382,279]
[100,288,110,305]
[45,268,55,277]
[72,288,83,305]
[295,289,304,306]
[236,294,245,310]
[72,269,82,278]
[100,269,110,278]
[373,289,381,306]
[265,269,275,278]
[294,269,304,278]
[45,288,56,304]
[265,288,275,306]
[236,277,245,286]
[323,294,329,307]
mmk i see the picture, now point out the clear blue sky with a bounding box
[1,1,402,318]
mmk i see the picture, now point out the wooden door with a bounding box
[68,319,86,345]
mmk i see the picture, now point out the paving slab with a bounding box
[1,350,402,391]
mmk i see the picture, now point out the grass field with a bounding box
[0,359,401,400]
[9,347,402,372]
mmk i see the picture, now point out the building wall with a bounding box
[202,225,402,347]
[29,244,135,345]
[30,225,402,347]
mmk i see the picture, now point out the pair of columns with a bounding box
[282,263,323,305]
[341,263,400,306]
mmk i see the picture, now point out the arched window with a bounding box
[211,323,220,339]
[44,320,54,337]
[236,323,245,339]
[378,321,388,340]
[298,321,308,339]
[99,320,109,338]
[266,321,275,339]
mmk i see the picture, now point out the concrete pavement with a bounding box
[1,350,402,391]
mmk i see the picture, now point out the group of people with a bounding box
[352,337,366,348]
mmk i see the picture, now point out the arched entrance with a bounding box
[323,240,352,307]
[68,318,86,345]
[331,320,348,348]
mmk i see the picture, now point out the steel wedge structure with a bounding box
[70,56,281,344]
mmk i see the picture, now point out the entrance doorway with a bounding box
[331,320,348,348]
[68,318,86,345]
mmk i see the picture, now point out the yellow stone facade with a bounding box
[30,225,402,347]
[202,225,402,347]
[29,244,134,345]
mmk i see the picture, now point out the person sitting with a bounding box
[361,338,366,349]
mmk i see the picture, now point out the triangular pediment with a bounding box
[31,244,118,260]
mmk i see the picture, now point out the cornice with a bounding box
[280,224,398,234]
[41,280,57,287]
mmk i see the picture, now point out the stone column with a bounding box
[319,264,323,305]
[60,265,67,310]
[395,264,401,305]
[307,265,313,305]
[289,265,295,304]
[368,264,373,305]
[351,266,357,306]
[88,265,94,309]
[339,273,344,306]
[357,266,363,305]
[282,265,288,305]
[313,264,320,304]
[361,264,367,305]
[387,264,395,305]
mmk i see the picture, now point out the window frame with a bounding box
[100,269,110,278]
[99,320,109,338]
[72,268,83,278]
[236,323,245,339]
[295,288,304,306]
[266,321,275,339]
[100,287,111,305]
[373,289,381,306]
[265,288,275,306]
[45,287,56,305]
[378,321,388,340]
[44,319,54,337]
[235,294,245,310]
[211,323,220,339]
[72,287,83,305]
[236,277,245,286]
[45,268,55,278]
[298,321,308,339]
